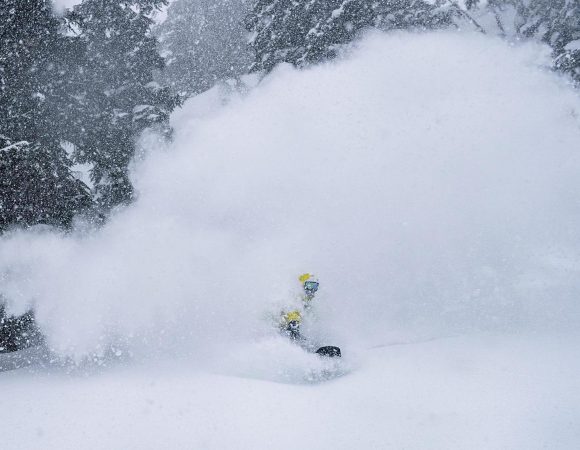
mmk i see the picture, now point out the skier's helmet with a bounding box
[299,273,319,295]
[283,310,302,325]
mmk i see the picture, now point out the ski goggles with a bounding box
[304,281,319,293]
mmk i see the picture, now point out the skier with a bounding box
[278,273,341,358]
[279,273,319,342]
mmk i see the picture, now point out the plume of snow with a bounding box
[2,31,580,359]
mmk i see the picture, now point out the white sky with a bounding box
[53,0,81,11]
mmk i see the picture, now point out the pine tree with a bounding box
[157,0,251,99]
[0,138,92,231]
[0,0,92,232]
[464,0,580,85]
[66,0,180,210]
[0,0,90,352]
[246,0,453,72]
[0,306,42,353]
[521,0,580,85]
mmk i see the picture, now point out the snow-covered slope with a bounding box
[2,334,579,449]
[1,31,580,448]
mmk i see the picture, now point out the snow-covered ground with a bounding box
[2,31,580,448]
[2,333,579,449]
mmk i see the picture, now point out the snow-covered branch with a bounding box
[0,141,29,153]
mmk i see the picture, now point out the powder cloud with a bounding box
[2,31,580,358]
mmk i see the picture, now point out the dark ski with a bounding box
[315,346,341,358]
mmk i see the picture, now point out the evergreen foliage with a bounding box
[246,0,580,84]
[0,138,92,231]
[157,0,251,98]
[246,0,454,72]
[66,0,180,210]
[0,306,42,353]
[522,0,580,85]
[466,0,580,85]
[0,0,92,232]
[0,0,177,352]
